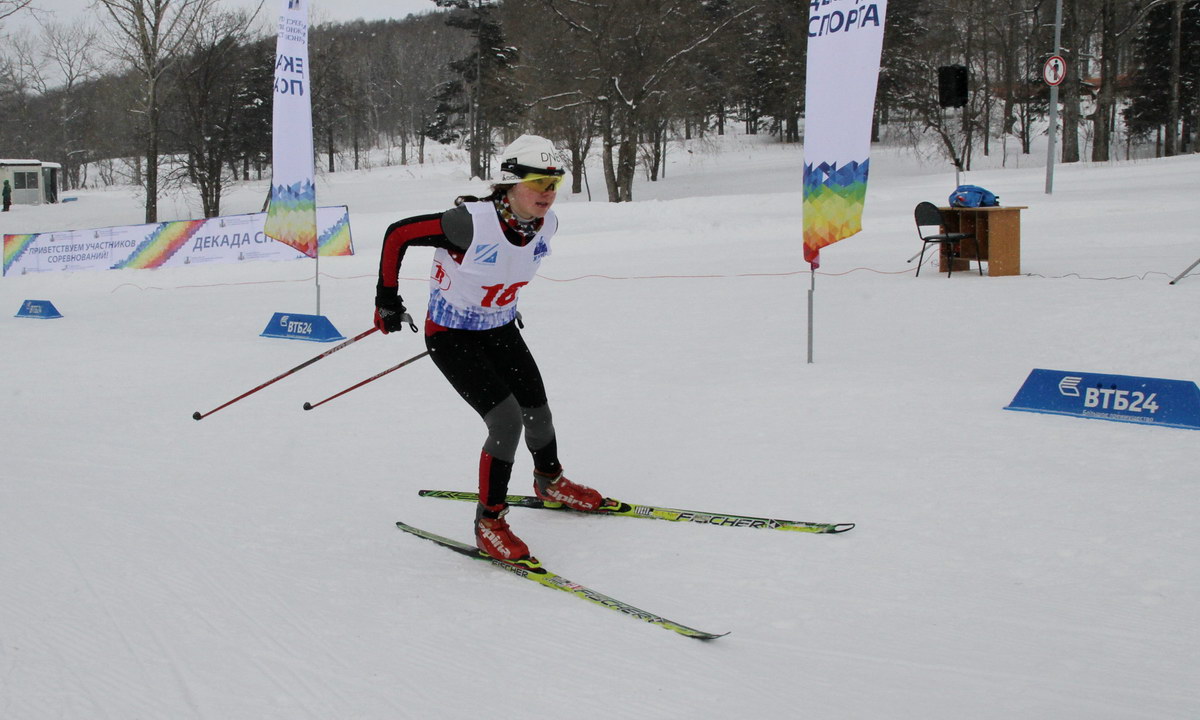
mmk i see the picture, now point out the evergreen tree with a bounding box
[876,0,930,140]
[228,39,273,182]
[426,0,522,179]
[690,0,747,137]
[763,0,807,142]
[1124,1,1200,153]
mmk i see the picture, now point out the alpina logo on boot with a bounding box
[543,484,599,511]
[478,524,512,558]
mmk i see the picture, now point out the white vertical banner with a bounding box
[264,0,317,258]
[802,0,888,268]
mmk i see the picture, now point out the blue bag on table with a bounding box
[949,185,999,208]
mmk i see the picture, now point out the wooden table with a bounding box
[937,206,1027,276]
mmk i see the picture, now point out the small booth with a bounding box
[1,159,61,205]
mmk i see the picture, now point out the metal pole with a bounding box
[1169,257,1200,285]
[302,350,431,411]
[1044,0,1064,194]
[806,267,815,364]
[192,327,378,420]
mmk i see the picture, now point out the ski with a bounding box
[417,490,855,534]
[395,520,727,640]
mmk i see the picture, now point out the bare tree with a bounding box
[0,0,32,23]
[23,21,104,188]
[1090,0,1153,161]
[1056,0,1102,163]
[168,10,263,216]
[1164,0,1184,155]
[389,14,464,165]
[96,0,219,222]
[24,21,102,95]
[522,0,750,202]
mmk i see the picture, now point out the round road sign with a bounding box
[1043,55,1067,87]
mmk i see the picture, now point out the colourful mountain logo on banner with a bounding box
[2,234,37,274]
[265,180,317,257]
[317,209,352,256]
[803,159,870,266]
[112,220,208,269]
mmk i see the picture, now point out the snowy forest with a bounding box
[0,0,1197,218]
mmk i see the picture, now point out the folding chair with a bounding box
[914,201,982,277]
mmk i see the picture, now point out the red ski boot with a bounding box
[475,505,536,565]
[533,470,604,512]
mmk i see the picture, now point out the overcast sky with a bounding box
[5,0,434,34]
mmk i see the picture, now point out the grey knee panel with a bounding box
[482,396,523,462]
[522,403,556,451]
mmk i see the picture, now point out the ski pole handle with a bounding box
[192,327,378,421]
[302,350,431,411]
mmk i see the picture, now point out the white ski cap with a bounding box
[498,134,564,183]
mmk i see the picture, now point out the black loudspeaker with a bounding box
[938,65,969,108]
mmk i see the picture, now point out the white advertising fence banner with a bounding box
[264,0,317,257]
[3,206,353,277]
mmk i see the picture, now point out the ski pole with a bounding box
[302,349,431,411]
[192,327,378,421]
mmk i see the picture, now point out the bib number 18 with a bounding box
[480,282,528,307]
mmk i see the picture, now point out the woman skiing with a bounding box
[375,135,606,566]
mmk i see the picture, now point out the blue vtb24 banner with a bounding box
[1005,369,1200,431]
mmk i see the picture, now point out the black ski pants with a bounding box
[425,321,560,504]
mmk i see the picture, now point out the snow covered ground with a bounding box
[2,134,1198,719]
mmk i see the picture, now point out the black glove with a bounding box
[374,288,414,334]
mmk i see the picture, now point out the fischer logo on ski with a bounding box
[396,520,726,640]
[417,490,855,534]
